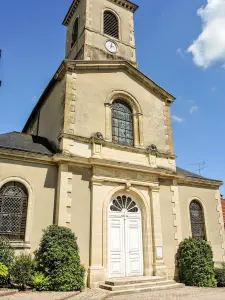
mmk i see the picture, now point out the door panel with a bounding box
[109,216,125,278]
[125,217,143,276]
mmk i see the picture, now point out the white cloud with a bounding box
[172,115,184,123]
[190,106,199,114]
[176,48,185,58]
[188,0,225,68]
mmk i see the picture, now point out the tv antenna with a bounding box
[189,161,206,176]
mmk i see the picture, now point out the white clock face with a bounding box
[105,40,117,53]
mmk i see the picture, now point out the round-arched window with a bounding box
[190,200,206,239]
[112,100,134,146]
[110,195,139,213]
[104,10,119,39]
[0,182,28,241]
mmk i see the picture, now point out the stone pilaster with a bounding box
[88,179,105,288]
[215,190,225,261]
[55,164,73,227]
[150,186,167,277]
[171,180,182,247]
[105,103,112,142]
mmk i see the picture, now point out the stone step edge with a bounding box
[0,290,18,297]
[105,283,185,297]
[105,276,167,286]
[100,280,176,291]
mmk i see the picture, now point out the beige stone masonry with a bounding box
[150,186,167,277]
[56,164,73,226]
[171,180,182,247]
[215,190,225,260]
[64,73,77,135]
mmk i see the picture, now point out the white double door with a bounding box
[109,211,143,278]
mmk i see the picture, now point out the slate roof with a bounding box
[176,167,220,182]
[0,132,55,156]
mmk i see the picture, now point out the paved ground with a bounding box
[1,287,225,300]
[108,287,225,300]
[0,291,79,300]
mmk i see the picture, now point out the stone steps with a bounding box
[99,276,184,296]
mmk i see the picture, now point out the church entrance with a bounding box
[108,194,143,278]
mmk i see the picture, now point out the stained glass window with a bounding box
[110,195,139,213]
[112,100,134,146]
[190,200,206,239]
[0,182,28,241]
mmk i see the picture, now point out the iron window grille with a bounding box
[190,200,206,239]
[71,18,79,48]
[112,100,134,146]
[0,182,28,241]
[104,11,119,39]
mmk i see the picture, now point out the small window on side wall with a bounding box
[0,182,28,241]
[104,11,119,39]
[190,200,206,239]
[112,100,134,146]
[71,18,79,48]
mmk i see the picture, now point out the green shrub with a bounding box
[177,238,217,287]
[215,263,225,287]
[35,225,85,291]
[11,253,35,290]
[0,263,8,286]
[32,272,50,291]
[0,237,15,268]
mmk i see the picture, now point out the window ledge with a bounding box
[10,241,31,249]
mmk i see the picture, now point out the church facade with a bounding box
[0,0,224,288]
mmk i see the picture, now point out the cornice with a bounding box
[63,0,138,26]
[63,0,82,26]
[58,60,176,103]
[107,0,138,13]
[0,147,221,188]
[177,177,223,188]
[0,148,55,166]
[60,133,176,159]
[53,153,178,180]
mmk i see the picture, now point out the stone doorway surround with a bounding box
[87,166,167,288]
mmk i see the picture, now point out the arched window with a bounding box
[190,200,206,239]
[110,195,139,213]
[104,11,119,39]
[112,100,134,146]
[71,17,79,48]
[0,182,28,241]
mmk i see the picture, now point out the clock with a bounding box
[105,40,118,53]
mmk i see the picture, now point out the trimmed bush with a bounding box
[11,253,35,290]
[32,272,50,291]
[0,237,15,268]
[177,238,217,287]
[0,263,8,286]
[215,263,225,287]
[35,225,85,291]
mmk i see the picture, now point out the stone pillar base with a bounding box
[87,266,106,288]
[153,261,167,278]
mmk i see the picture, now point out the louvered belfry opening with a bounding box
[0,182,28,241]
[190,200,206,239]
[71,18,79,48]
[104,11,119,39]
[112,100,134,146]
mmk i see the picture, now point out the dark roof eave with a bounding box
[0,146,53,157]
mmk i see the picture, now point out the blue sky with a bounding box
[0,0,225,193]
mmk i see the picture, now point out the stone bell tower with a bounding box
[63,0,138,65]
